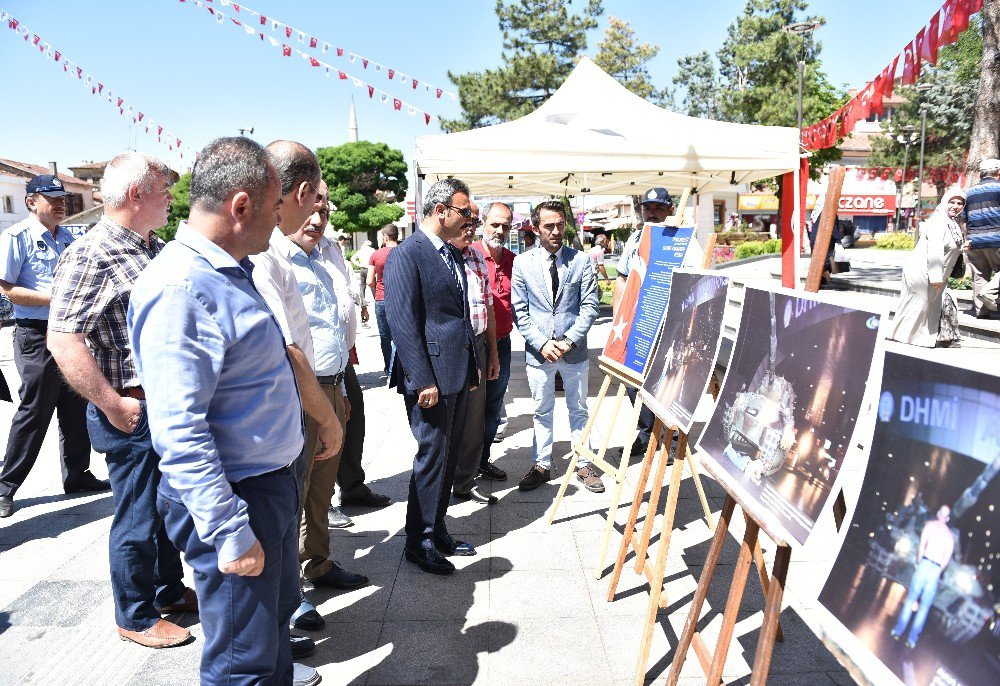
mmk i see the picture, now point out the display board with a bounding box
[640,270,729,432]
[694,286,884,546]
[601,223,695,384]
[817,351,1000,686]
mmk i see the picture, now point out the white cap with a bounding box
[979,158,1000,174]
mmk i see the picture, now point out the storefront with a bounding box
[737,193,817,231]
[836,193,897,233]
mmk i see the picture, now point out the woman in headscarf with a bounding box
[885,189,966,347]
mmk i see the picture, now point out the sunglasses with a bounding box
[444,203,474,219]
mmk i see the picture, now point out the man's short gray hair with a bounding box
[421,178,470,217]
[102,152,171,209]
[482,201,513,219]
[190,137,273,213]
[979,158,1000,176]
[265,140,321,196]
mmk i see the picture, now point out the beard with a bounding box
[484,236,503,249]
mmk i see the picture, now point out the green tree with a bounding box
[316,141,407,243]
[593,16,666,103]
[672,51,720,118]
[868,17,982,198]
[440,0,604,132]
[159,172,190,242]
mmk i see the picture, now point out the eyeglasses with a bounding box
[444,204,474,219]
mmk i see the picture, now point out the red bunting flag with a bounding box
[309,37,317,48]
[54,50,60,61]
[393,98,402,110]
[921,12,940,65]
[883,55,899,99]
[362,58,368,68]
[309,57,320,67]
[260,15,266,25]
[338,71,347,80]
[436,88,442,98]
[940,0,958,44]
[282,44,291,57]
[285,26,291,38]
[176,139,181,148]
[234,3,240,11]
[337,47,343,57]
[952,0,972,39]
[388,69,394,80]
[412,79,418,89]
[9,19,18,30]
[117,97,123,107]
[76,66,82,78]
[902,40,918,85]
[367,85,374,98]
[870,72,886,114]
[98,83,103,94]
[158,125,163,135]
[32,34,39,45]
[138,112,144,122]
[425,113,431,125]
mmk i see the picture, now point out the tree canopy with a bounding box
[593,16,668,103]
[316,141,407,238]
[159,172,190,242]
[440,0,604,132]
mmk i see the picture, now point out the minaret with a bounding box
[348,98,358,142]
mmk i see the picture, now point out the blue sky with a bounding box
[0,0,949,175]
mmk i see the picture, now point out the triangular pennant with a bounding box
[259,15,266,25]
[310,57,320,67]
[54,50,60,61]
[336,47,342,57]
[138,112,144,122]
[412,79,418,89]
[338,70,347,79]
[362,58,368,68]
[309,37,317,48]
[368,85,374,98]
[285,25,292,38]
[436,88,442,99]
[282,44,291,57]
[424,113,431,125]
[388,68,394,80]
[393,98,402,110]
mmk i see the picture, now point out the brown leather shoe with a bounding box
[156,587,198,615]
[576,465,605,493]
[118,618,192,648]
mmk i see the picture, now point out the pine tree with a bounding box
[672,51,720,119]
[593,17,666,103]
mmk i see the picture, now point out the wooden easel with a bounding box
[547,360,643,579]
[665,465,791,686]
[612,400,783,686]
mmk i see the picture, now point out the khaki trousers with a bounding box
[299,381,346,579]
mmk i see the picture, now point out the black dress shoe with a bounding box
[64,470,111,494]
[310,562,369,590]
[629,437,648,457]
[435,534,476,556]
[340,490,392,508]
[290,634,315,659]
[0,496,13,518]
[291,593,325,631]
[404,546,455,575]
[518,465,550,491]
[453,486,498,505]
[477,463,508,481]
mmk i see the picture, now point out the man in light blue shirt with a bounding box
[0,174,105,518]
[128,137,314,686]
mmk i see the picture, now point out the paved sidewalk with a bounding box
[1,294,858,685]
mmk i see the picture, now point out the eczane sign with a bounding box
[837,194,896,216]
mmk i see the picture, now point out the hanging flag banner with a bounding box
[0,7,193,162]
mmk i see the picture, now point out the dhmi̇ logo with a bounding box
[878,391,894,422]
[897,394,960,431]
[866,315,880,329]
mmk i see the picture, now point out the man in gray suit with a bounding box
[512,200,602,492]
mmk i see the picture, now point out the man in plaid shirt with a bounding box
[47,152,196,649]
[450,202,501,504]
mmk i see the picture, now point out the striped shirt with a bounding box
[49,217,163,388]
[964,176,1000,242]
[461,245,493,336]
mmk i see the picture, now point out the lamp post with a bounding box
[914,82,932,238]
[783,21,823,140]
[896,125,918,231]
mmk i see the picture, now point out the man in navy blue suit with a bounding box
[384,178,480,575]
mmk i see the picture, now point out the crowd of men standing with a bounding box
[0,137,669,684]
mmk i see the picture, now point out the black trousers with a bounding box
[0,323,92,497]
[625,386,656,451]
[337,362,368,498]
[403,387,469,550]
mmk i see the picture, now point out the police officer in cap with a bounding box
[0,174,107,518]
[613,187,674,457]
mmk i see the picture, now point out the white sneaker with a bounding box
[293,663,321,686]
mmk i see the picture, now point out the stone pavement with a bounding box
[0,268,931,686]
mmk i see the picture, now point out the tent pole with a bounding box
[792,161,802,290]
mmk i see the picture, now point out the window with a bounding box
[64,193,83,217]
[2,195,12,214]
[713,200,726,227]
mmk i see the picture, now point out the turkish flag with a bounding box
[362,58,368,69]
[309,37,317,48]
[338,70,347,79]
[921,12,940,65]
[368,85,374,98]
[309,57,320,67]
[412,79,418,89]
[425,113,431,125]
[952,0,972,38]
[388,69,394,80]
[285,26,292,38]
[902,40,918,85]
[260,15,266,25]
[98,83,103,94]
[117,97,123,108]
[393,98,402,111]
[970,0,983,11]
[870,73,886,114]
[940,0,958,44]
[54,50,60,61]
[436,88,442,99]
[883,55,899,99]
[138,112,144,122]
[282,44,291,57]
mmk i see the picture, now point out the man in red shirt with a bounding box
[471,202,516,482]
[367,224,399,374]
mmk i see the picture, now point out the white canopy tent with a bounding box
[413,57,801,198]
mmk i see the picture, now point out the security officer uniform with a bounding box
[0,175,100,512]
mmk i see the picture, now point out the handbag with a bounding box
[938,290,961,346]
[949,254,966,280]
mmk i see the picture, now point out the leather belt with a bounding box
[316,372,345,386]
[117,386,146,400]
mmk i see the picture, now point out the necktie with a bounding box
[440,245,463,295]
[549,252,559,299]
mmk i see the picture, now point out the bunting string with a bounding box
[178,0,437,125]
[180,0,456,102]
[802,0,983,152]
[1,8,193,162]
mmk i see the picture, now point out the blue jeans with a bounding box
[525,358,590,469]
[158,467,300,685]
[892,557,943,645]
[86,402,184,631]
[481,335,512,467]
[375,300,392,373]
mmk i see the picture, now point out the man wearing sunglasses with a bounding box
[385,178,480,575]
